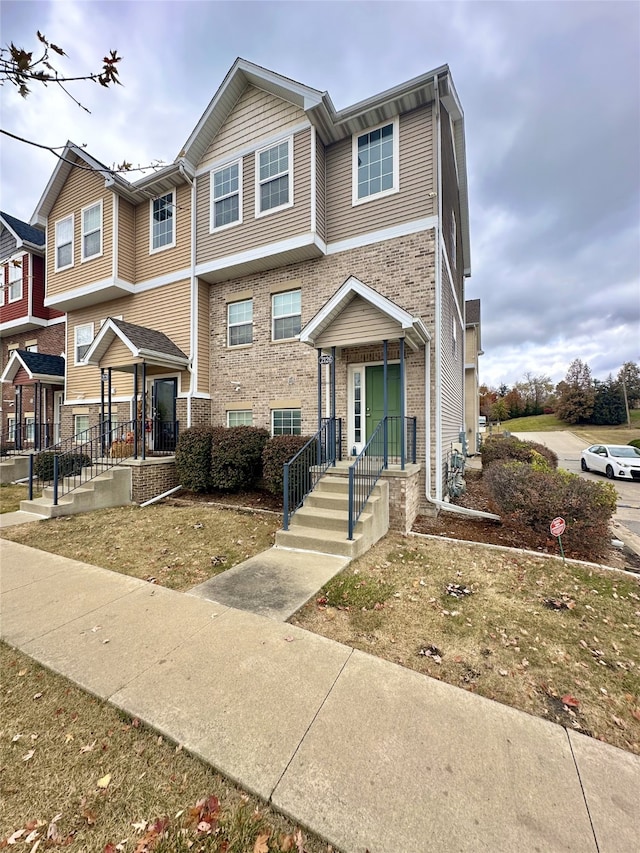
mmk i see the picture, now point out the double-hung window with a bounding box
[256,138,292,215]
[272,409,301,436]
[75,323,94,363]
[8,260,22,301]
[150,190,175,252]
[82,200,102,261]
[353,117,399,204]
[227,299,253,347]
[272,289,301,341]
[227,410,253,427]
[55,215,74,271]
[211,161,241,230]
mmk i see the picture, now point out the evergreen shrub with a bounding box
[262,435,310,495]
[174,426,216,492]
[33,451,91,480]
[210,426,269,492]
[480,435,558,470]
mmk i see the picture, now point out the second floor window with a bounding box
[212,161,241,230]
[151,191,175,252]
[8,261,22,301]
[75,323,94,363]
[82,201,102,261]
[228,299,253,346]
[55,215,74,271]
[257,139,291,215]
[272,289,301,340]
[353,118,399,204]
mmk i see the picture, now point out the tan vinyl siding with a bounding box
[199,86,307,169]
[439,257,464,461]
[118,198,136,282]
[315,296,401,349]
[134,183,191,283]
[197,280,210,394]
[104,337,142,368]
[315,135,326,242]
[196,129,311,264]
[326,105,435,244]
[47,161,113,297]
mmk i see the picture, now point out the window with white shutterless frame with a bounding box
[272,289,301,341]
[75,322,94,364]
[211,159,242,231]
[81,199,103,261]
[227,410,253,427]
[150,190,175,252]
[8,259,22,301]
[255,136,293,217]
[227,299,253,347]
[352,116,399,205]
[55,214,74,271]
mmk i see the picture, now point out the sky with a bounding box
[1,0,638,389]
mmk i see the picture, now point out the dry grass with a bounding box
[290,533,640,755]
[0,643,335,852]
[0,504,280,590]
[0,483,41,514]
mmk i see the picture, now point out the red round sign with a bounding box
[550,517,566,537]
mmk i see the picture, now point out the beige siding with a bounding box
[315,297,401,348]
[134,183,191,283]
[199,86,307,169]
[196,129,312,264]
[439,256,464,461]
[118,198,136,282]
[197,280,210,394]
[315,135,326,242]
[102,337,142,368]
[47,160,114,297]
[326,105,435,244]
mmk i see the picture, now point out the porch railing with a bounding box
[348,415,416,540]
[0,421,57,455]
[282,417,341,531]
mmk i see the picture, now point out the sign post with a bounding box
[550,516,566,563]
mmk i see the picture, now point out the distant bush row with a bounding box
[480,435,617,560]
[174,426,308,495]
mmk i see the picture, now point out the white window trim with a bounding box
[149,189,176,254]
[74,322,94,365]
[227,298,253,348]
[255,136,294,219]
[55,214,75,272]
[450,210,457,271]
[227,410,253,427]
[271,408,302,436]
[271,289,301,342]
[351,116,400,207]
[0,283,4,306]
[7,259,22,302]
[81,199,103,262]
[210,158,243,233]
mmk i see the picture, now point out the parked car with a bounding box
[580,444,640,480]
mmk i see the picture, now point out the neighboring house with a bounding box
[464,298,483,455]
[0,212,65,446]
[28,58,471,519]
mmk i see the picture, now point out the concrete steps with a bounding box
[19,466,131,518]
[276,471,389,559]
[0,455,30,484]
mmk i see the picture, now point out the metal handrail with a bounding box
[0,421,56,455]
[282,417,341,530]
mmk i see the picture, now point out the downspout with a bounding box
[180,162,196,429]
[425,73,498,522]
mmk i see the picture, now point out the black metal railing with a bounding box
[0,421,57,456]
[282,417,341,531]
[348,416,416,540]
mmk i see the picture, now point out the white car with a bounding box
[580,444,640,480]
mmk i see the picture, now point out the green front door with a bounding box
[365,364,401,453]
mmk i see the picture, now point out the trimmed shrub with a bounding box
[480,435,558,470]
[262,435,310,495]
[210,426,269,492]
[174,426,216,492]
[33,451,91,480]
[484,461,617,560]
[629,439,640,450]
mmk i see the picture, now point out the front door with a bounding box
[152,378,177,451]
[349,363,402,455]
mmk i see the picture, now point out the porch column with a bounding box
[331,346,336,465]
[383,340,388,468]
[34,382,40,450]
[400,337,406,469]
[141,362,147,461]
[317,348,323,434]
[133,364,139,459]
[100,370,106,454]
[108,368,113,451]
[16,385,22,449]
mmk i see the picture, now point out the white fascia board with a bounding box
[195,232,317,278]
[326,216,437,256]
[0,316,48,332]
[44,277,135,309]
[0,351,26,382]
[136,349,190,367]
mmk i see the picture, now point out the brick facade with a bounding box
[127,458,180,504]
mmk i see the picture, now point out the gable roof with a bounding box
[0,212,45,253]
[300,275,430,352]
[83,317,189,369]
[1,350,65,384]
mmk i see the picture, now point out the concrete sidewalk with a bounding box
[1,539,638,852]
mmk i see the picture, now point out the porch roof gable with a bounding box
[82,318,189,370]
[1,349,65,384]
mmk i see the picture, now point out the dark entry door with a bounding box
[365,364,401,453]
[152,378,177,451]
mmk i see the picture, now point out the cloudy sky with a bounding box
[2,0,638,388]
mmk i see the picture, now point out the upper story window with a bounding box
[352,117,399,205]
[211,161,242,231]
[0,282,4,306]
[256,138,293,216]
[81,200,102,261]
[55,215,74,271]
[272,289,301,341]
[75,322,94,364]
[8,260,22,302]
[227,298,253,347]
[150,190,175,252]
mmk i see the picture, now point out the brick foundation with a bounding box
[125,458,180,504]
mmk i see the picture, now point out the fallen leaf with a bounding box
[562,695,580,709]
[283,636,295,642]
[11,733,22,742]
[22,748,35,762]
[18,669,27,677]
[7,828,26,844]
[97,773,111,788]
[33,692,43,700]
[80,740,97,753]
[254,832,270,853]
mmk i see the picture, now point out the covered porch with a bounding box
[0,350,65,452]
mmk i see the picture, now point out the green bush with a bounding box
[174,426,216,492]
[629,439,640,450]
[480,435,558,470]
[210,426,269,492]
[484,461,617,560]
[261,435,310,495]
[33,451,92,480]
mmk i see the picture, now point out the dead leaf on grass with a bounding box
[22,748,35,762]
[97,773,111,788]
[561,695,580,709]
[254,833,270,853]
[80,739,96,753]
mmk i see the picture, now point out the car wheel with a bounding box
[581,458,588,472]
[606,465,615,479]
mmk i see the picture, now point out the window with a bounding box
[55,215,74,270]
[8,261,22,301]
[227,410,253,427]
[450,211,457,270]
[227,299,253,346]
[25,417,35,443]
[7,416,16,442]
[211,161,241,230]
[272,409,301,436]
[272,289,301,340]
[81,201,102,261]
[352,118,399,204]
[256,138,292,215]
[74,414,90,435]
[75,323,94,363]
[150,191,175,252]
[0,283,4,306]
[25,344,38,353]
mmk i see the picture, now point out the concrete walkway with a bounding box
[1,539,638,852]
